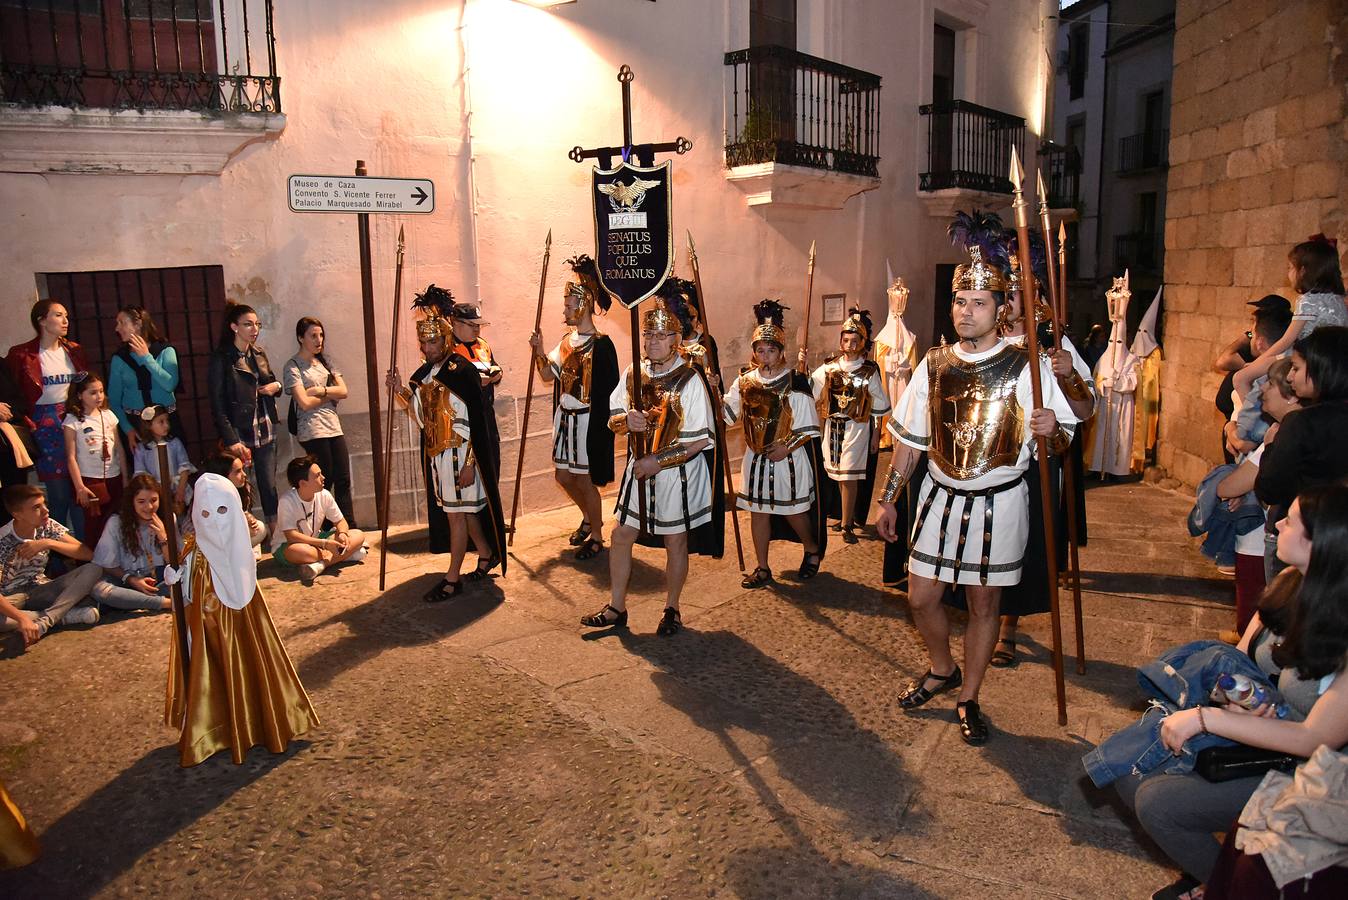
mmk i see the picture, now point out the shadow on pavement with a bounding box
[724,843,940,900]
[1079,569,1232,604]
[618,628,923,841]
[289,572,503,692]
[2,743,304,899]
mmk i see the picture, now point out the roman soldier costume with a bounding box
[608,300,719,547]
[448,301,503,469]
[723,300,828,569]
[884,241,1077,588]
[810,305,890,526]
[541,255,619,487]
[405,287,506,569]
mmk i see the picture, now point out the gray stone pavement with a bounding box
[0,477,1236,898]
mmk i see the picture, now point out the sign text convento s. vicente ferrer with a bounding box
[288,174,435,214]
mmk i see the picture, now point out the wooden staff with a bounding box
[1058,220,1069,326]
[797,240,817,374]
[378,226,406,591]
[156,441,189,686]
[630,307,649,536]
[1010,146,1069,726]
[1038,175,1088,676]
[508,230,552,547]
[687,231,746,573]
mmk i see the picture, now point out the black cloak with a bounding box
[551,333,620,487]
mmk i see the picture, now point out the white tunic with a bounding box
[723,368,820,516]
[411,363,486,513]
[610,359,715,535]
[889,339,1078,586]
[547,331,595,475]
[809,356,891,482]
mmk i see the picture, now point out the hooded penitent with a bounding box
[190,472,257,610]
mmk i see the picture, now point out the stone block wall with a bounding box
[1158,0,1348,486]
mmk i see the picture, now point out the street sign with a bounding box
[288,174,434,214]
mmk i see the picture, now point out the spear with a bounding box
[156,441,189,687]
[1037,176,1088,676]
[1010,145,1069,726]
[509,230,552,547]
[1058,220,1069,326]
[378,226,406,591]
[797,240,817,374]
[687,231,746,573]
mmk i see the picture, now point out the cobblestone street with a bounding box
[1,479,1234,898]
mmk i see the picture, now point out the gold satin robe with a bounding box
[0,779,39,870]
[165,538,318,767]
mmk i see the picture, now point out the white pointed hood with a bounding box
[190,473,257,610]
[1130,285,1163,359]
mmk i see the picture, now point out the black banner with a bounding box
[591,160,674,309]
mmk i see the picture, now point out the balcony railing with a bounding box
[1041,140,1082,208]
[919,99,1025,194]
[1114,231,1160,272]
[1117,130,1168,173]
[0,0,280,113]
[724,45,881,178]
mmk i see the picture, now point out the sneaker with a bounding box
[1215,563,1236,576]
[349,545,368,564]
[63,606,100,627]
[298,562,324,585]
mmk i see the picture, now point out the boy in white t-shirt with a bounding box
[275,455,366,585]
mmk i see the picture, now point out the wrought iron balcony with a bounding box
[0,0,280,113]
[918,100,1025,194]
[1114,231,1160,272]
[1117,130,1168,173]
[724,45,881,178]
[1040,140,1082,208]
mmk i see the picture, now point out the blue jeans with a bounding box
[90,566,169,612]
[249,441,278,520]
[41,476,83,537]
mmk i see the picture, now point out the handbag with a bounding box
[287,397,299,436]
[1195,744,1303,783]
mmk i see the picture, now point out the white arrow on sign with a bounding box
[288,174,435,214]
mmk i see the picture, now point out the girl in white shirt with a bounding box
[62,372,126,548]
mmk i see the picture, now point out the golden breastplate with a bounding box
[823,361,877,422]
[679,341,709,373]
[928,344,1029,480]
[631,364,696,453]
[417,378,465,457]
[739,372,795,453]
[558,336,594,404]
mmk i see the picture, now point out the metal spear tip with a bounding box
[545,228,552,248]
[808,239,817,264]
[1008,144,1025,191]
[1036,169,1049,203]
[686,229,697,255]
[1058,220,1067,241]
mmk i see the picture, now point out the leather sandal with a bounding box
[575,538,605,561]
[841,526,859,544]
[956,700,990,745]
[464,556,500,582]
[655,607,682,636]
[568,520,591,546]
[897,666,963,709]
[580,604,627,629]
[989,638,1018,668]
[798,550,822,579]
[423,579,463,603]
[741,567,772,589]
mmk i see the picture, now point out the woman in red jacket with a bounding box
[3,300,90,532]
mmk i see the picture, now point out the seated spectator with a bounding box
[130,405,193,516]
[89,473,173,614]
[1254,326,1348,582]
[193,450,267,554]
[1234,237,1346,397]
[1113,484,1348,898]
[275,455,366,585]
[0,484,101,642]
[1217,359,1301,635]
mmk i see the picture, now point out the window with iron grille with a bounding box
[38,265,226,463]
[0,0,278,112]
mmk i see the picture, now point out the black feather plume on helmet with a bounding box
[411,284,455,318]
[565,254,612,314]
[656,277,699,338]
[753,299,788,327]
